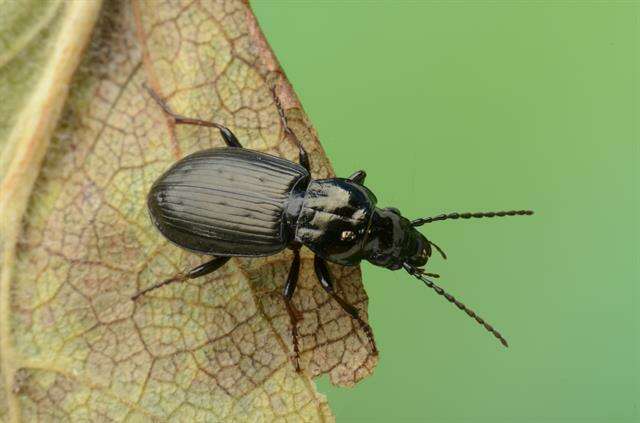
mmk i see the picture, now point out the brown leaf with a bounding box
[0,1,378,421]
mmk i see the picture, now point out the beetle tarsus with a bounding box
[142,82,175,116]
[143,82,243,148]
[285,299,303,373]
[283,248,304,372]
[314,256,378,355]
[132,257,230,300]
[270,84,311,172]
[131,273,186,301]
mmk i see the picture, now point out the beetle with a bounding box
[133,85,533,372]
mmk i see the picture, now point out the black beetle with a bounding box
[134,86,533,372]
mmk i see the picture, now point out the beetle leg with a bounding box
[348,170,367,185]
[270,86,311,172]
[313,256,378,355]
[131,256,230,300]
[283,248,304,373]
[296,142,311,173]
[143,83,243,148]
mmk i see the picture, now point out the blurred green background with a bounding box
[253,2,638,422]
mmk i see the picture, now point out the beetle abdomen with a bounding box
[148,148,309,256]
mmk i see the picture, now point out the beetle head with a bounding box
[363,207,440,270]
[361,207,534,348]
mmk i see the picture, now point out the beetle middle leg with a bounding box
[313,256,378,355]
[132,256,230,300]
[143,84,242,148]
[283,247,304,372]
[270,86,310,172]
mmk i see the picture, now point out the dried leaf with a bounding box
[0,1,378,421]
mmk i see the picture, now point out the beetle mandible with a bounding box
[133,85,534,372]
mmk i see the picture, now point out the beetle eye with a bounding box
[340,230,356,241]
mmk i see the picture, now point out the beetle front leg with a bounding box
[283,248,304,373]
[143,84,243,148]
[313,256,378,355]
[348,170,366,185]
[132,256,231,300]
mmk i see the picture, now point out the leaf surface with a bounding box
[0,1,377,421]
[0,0,62,180]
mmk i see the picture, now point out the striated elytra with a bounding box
[135,86,534,372]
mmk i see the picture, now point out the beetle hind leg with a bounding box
[313,256,378,356]
[132,256,230,300]
[143,83,243,148]
[283,248,304,373]
[270,86,310,172]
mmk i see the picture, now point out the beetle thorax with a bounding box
[293,178,378,265]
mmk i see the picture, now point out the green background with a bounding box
[253,2,638,422]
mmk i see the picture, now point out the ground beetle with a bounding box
[134,86,533,372]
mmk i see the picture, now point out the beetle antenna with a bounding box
[402,264,508,348]
[411,210,533,227]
